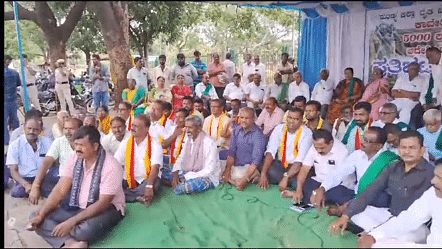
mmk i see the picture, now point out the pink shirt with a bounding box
[62,152,126,215]
[208,62,226,87]
[256,107,285,135]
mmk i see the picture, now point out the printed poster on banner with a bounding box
[364,3,442,85]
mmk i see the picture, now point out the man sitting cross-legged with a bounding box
[304,100,332,132]
[329,131,434,239]
[311,127,399,216]
[222,107,266,190]
[358,163,442,248]
[160,108,190,186]
[6,116,53,198]
[171,115,221,195]
[257,107,313,192]
[28,118,83,205]
[27,126,125,248]
[341,101,374,153]
[101,117,130,155]
[281,129,354,207]
[114,114,163,205]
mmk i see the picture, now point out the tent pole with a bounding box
[13,1,30,112]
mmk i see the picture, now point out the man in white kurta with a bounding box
[241,54,255,86]
[245,74,266,109]
[172,115,221,195]
[288,72,310,104]
[148,100,174,143]
[341,102,373,153]
[426,47,442,107]
[311,69,334,118]
[203,99,231,149]
[101,117,130,155]
[195,73,219,100]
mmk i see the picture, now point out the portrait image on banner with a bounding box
[364,3,442,84]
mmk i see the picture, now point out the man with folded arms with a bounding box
[114,114,163,205]
[28,118,83,204]
[172,115,221,195]
[222,107,266,190]
[257,107,313,192]
[27,126,125,248]
[329,131,434,239]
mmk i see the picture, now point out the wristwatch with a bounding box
[145,184,153,189]
[283,172,289,178]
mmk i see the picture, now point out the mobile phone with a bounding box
[290,202,314,212]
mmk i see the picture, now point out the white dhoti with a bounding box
[390,98,418,125]
[230,164,257,181]
[351,206,392,232]
[20,85,41,111]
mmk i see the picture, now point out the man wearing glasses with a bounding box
[371,103,409,131]
[117,102,133,131]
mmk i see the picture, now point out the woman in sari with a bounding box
[122,79,147,116]
[359,68,391,121]
[97,105,112,135]
[144,76,173,114]
[171,74,193,111]
[327,67,364,125]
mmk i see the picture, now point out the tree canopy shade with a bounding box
[4,1,86,70]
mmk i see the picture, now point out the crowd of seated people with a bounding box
[4,47,442,248]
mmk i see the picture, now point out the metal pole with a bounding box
[13,1,30,112]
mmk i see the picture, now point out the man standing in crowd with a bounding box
[190,50,208,90]
[255,97,285,138]
[172,53,198,91]
[4,55,21,145]
[127,57,151,91]
[6,117,52,198]
[19,54,41,112]
[311,69,334,119]
[208,52,227,98]
[288,72,310,104]
[54,59,76,115]
[276,53,294,105]
[222,107,266,191]
[153,54,172,88]
[330,131,434,239]
[258,107,313,192]
[27,126,125,248]
[89,54,110,114]
[114,114,163,205]
[341,102,373,153]
[253,55,266,85]
[304,100,332,132]
[172,115,221,195]
[101,117,130,155]
[371,103,409,131]
[223,52,236,83]
[425,46,442,110]
[242,53,255,85]
[28,118,83,205]
[418,109,442,162]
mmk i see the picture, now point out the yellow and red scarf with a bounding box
[170,133,185,164]
[159,115,168,127]
[208,113,226,139]
[127,114,133,131]
[125,134,152,189]
[280,125,303,168]
[355,119,373,150]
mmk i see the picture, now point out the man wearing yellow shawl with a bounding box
[341,102,373,153]
[114,114,163,206]
[97,105,112,135]
[149,100,174,143]
[257,107,313,193]
[202,99,231,149]
[122,79,147,116]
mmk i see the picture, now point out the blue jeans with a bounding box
[93,91,109,114]
[4,101,20,145]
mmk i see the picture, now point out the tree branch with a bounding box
[34,2,57,28]
[4,2,37,22]
[59,1,87,41]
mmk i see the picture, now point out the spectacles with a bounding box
[362,137,378,144]
[380,111,395,115]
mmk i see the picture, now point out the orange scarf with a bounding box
[280,125,303,168]
[355,119,373,150]
[125,134,152,189]
[159,115,168,127]
[127,114,133,131]
[170,133,185,164]
[208,113,226,139]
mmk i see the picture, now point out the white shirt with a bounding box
[242,62,255,85]
[195,82,219,100]
[101,131,130,156]
[52,123,63,139]
[153,65,172,88]
[320,148,387,192]
[266,124,313,164]
[264,83,284,101]
[127,67,151,90]
[429,55,442,105]
[203,114,231,148]
[223,82,245,101]
[343,121,370,153]
[311,79,334,105]
[172,133,221,186]
[288,81,310,103]
[10,125,54,143]
[149,119,175,143]
[114,134,163,183]
[54,67,69,83]
[19,63,38,84]
[6,135,52,177]
[370,187,442,246]
[392,73,426,105]
[303,140,354,190]
[254,62,267,85]
[372,118,408,131]
[46,136,73,176]
[245,82,266,103]
[223,59,236,82]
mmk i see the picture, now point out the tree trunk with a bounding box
[143,43,149,65]
[108,44,132,105]
[47,39,67,72]
[84,49,91,69]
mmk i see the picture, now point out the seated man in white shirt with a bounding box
[6,117,52,198]
[257,107,313,192]
[391,62,425,126]
[114,114,163,206]
[358,163,442,248]
[265,72,286,105]
[341,102,374,153]
[282,129,354,206]
[224,73,245,109]
[288,72,310,104]
[311,69,334,119]
[10,108,54,143]
[149,100,174,143]
[117,102,134,131]
[371,103,409,131]
[332,104,353,140]
[28,118,83,205]
[52,111,69,139]
[101,117,130,155]
[245,73,266,113]
[195,72,219,103]
[172,115,221,195]
[418,109,442,162]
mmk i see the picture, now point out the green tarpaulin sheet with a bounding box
[92,184,358,248]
